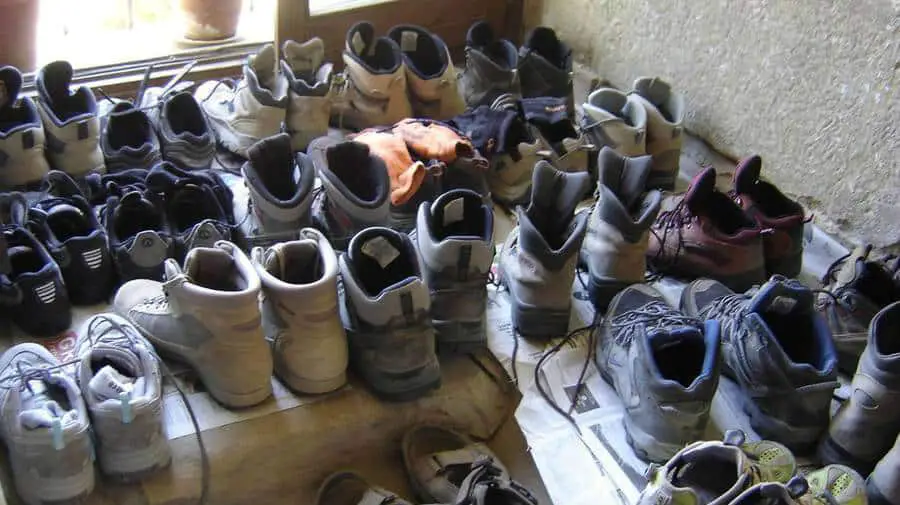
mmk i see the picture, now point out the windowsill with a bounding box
[308,0,393,16]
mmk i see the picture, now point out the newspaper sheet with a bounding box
[485,222,850,505]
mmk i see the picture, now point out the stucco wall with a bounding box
[536,0,899,248]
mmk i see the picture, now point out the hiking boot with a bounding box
[637,430,797,505]
[804,465,867,505]
[498,161,590,338]
[114,241,272,408]
[29,171,115,305]
[239,133,315,248]
[681,275,839,451]
[446,457,538,505]
[630,77,684,190]
[868,433,900,505]
[731,155,806,277]
[648,167,767,292]
[195,44,289,157]
[0,66,50,187]
[339,227,441,401]
[521,96,591,173]
[819,301,900,474]
[412,189,494,352]
[145,162,232,258]
[309,138,391,250]
[581,147,661,309]
[35,60,105,176]
[518,26,573,112]
[281,38,333,151]
[459,21,521,109]
[488,138,544,206]
[388,25,465,120]
[252,229,348,394]
[816,245,900,372]
[139,88,215,170]
[101,188,175,282]
[73,313,170,480]
[581,87,647,159]
[335,22,412,130]
[99,101,162,172]
[0,193,72,336]
[598,284,720,462]
[316,472,413,505]
[0,343,95,505]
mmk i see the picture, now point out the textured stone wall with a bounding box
[536,0,899,247]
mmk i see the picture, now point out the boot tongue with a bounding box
[283,38,325,78]
[184,247,233,283]
[598,148,652,210]
[748,277,811,316]
[247,133,294,178]
[18,380,69,429]
[0,66,23,111]
[684,167,718,216]
[88,365,145,402]
[528,161,589,226]
[265,240,320,282]
[633,77,672,108]
[250,44,277,90]
[734,155,763,195]
[38,60,74,106]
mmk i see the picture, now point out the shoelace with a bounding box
[453,456,538,505]
[0,314,212,505]
[646,197,694,277]
[609,301,703,346]
[697,291,753,343]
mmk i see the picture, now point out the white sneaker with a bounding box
[0,66,50,188]
[281,38,334,151]
[630,77,685,190]
[252,228,349,394]
[35,61,106,177]
[196,44,289,157]
[581,87,647,157]
[0,343,94,505]
[334,22,412,129]
[74,313,170,480]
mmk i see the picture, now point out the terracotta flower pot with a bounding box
[0,0,40,71]
[178,0,243,41]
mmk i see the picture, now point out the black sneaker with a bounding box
[0,193,71,336]
[27,171,116,304]
[140,88,215,171]
[145,162,231,258]
[99,101,162,172]
[101,188,174,281]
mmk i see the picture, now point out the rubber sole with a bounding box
[99,439,172,483]
[274,361,347,395]
[585,276,631,312]
[765,251,803,279]
[818,435,878,476]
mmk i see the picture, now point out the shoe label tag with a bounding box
[351,31,366,55]
[400,31,418,53]
[361,236,400,269]
[443,197,466,226]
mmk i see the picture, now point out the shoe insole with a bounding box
[652,338,707,388]
[115,204,163,240]
[9,245,44,277]
[169,189,220,232]
[672,458,739,502]
[108,112,152,150]
[704,192,758,236]
[166,94,207,137]
[47,206,91,241]
[762,308,828,369]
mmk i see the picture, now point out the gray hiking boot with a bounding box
[817,245,900,373]
[630,77,685,190]
[637,430,797,505]
[498,161,590,338]
[868,433,900,505]
[598,283,720,462]
[252,229,348,395]
[114,241,273,409]
[819,301,900,475]
[580,147,661,309]
[195,44,289,157]
[412,189,494,353]
[281,38,333,151]
[580,87,647,158]
[0,343,95,505]
[339,227,441,401]
[459,21,521,109]
[309,138,391,251]
[74,313,170,480]
[239,133,315,248]
[681,275,839,451]
[518,26,573,112]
